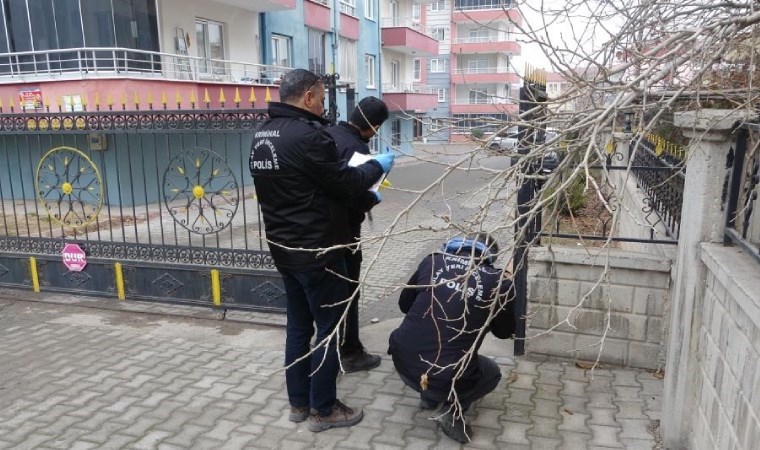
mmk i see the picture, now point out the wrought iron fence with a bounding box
[631,134,685,240]
[0,106,288,310]
[724,122,760,264]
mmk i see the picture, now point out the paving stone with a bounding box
[618,418,654,440]
[560,395,590,415]
[496,422,530,444]
[527,416,561,439]
[615,400,649,419]
[588,407,619,427]
[589,424,624,448]
[559,430,593,448]
[528,436,562,449]
[558,410,591,433]
[560,380,587,397]
[532,399,562,419]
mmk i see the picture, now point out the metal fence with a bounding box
[0,107,287,311]
[724,122,760,264]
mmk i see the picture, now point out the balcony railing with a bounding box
[454,0,517,10]
[380,18,436,39]
[382,83,437,94]
[452,97,515,105]
[452,36,513,44]
[452,66,514,74]
[0,47,290,85]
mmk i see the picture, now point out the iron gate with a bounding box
[0,103,288,311]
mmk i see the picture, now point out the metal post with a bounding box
[513,69,547,356]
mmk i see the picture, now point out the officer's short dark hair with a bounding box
[279,69,322,104]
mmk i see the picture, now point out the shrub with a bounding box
[470,129,485,140]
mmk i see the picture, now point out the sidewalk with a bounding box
[0,292,662,449]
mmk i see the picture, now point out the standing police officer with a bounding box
[249,69,394,432]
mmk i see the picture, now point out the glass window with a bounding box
[430,59,445,73]
[390,60,399,88]
[5,0,33,73]
[438,88,446,102]
[430,1,445,11]
[412,3,420,21]
[412,58,421,81]
[364,54,375,88]
[53,0,84,70]
[469,89,489,104]
[364,0,374,20]
[308,28,325,75]
[271,34,291,67]
[339,0,355,15]
[196,18,225,76]
[468,58,488,73]
[339,38,356,82]
[431,27,445,41]
[391,119,401,146]
[81,0,115,70]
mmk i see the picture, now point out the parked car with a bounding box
[487,128,519,152]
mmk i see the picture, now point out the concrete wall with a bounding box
[527,246,672,370]
[688,243,760,449]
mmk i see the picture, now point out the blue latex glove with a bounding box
[373,152,395,173]
[373,191,382,203]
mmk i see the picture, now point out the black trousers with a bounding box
[340,248,363,355]
[396,355,502,410]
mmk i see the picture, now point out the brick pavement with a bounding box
[0,297,662,449]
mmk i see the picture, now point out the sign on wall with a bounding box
[62,243,87,272]
[18,88,43,110]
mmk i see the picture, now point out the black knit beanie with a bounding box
[350,96,389,131]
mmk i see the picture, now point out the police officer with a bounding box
[326,96,390,373]
[249,69,394,432]
[388,233,515,443]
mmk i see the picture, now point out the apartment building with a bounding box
[449,0,521,141]
[376,0,439,151]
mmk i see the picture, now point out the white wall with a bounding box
[158,0,260,64]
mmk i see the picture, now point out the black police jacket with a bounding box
[249,103,384,271]
[388,252,515,396]
[325,121,381,240]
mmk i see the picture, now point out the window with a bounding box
[365,54,376,88]
[469,27,490,42]
[430,59,445,73]
[469,89,489,104]
[0,0,159,75]
[308,29,326,75]
[467,59,489,73]
[431,27,446,41]
[340,0,356,15]
[412,3,421,21]
[390,60,400,88]
[391,119,401,146]
[413,59,421,81]
[430,1,445,11]
[438,89,446,102]
[271,34,292,67]
[196,18,225,75]
[339,38,357,82]
[364,0,375,19]
[430,118,445,131]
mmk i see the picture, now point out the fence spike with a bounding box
[120,92,127,108]
[175,90,182,107]
[249,87,257,104]
[265,87,272,102]
[81,95,88,110]
[234,87,241,104]
[94,92,101,109]
[161,91,168,106]
[189,89,197,104]
[133,91,140,107]
[203,88,211,104]
[219,88,226,104]
[107,93,114,108]
[147,92,154,107]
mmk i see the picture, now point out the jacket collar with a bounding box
[267,102,331,126]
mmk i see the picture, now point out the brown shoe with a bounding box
[289,405,310,423]
[307,400,363,432]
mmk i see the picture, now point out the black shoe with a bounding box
[436,408,471,443]
[308,400,363,432]
[342,350,381,373]
[289,405,309,423]
[419,397,440,410]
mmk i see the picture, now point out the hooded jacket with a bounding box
[388,252,515,397]
[249,102,384,271]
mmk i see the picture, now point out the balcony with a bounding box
[221,0,296,11]
[0,47,290,86]
[452,7,521,26]
[381,18,439,57]
[382,83,438,113]
[451,67,521,84]
[451,37,521,55]
[450,97,518,114]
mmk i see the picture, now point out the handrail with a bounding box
[379,18,437,39]
[0,47,290,85]
[382,83,437,94]
[452,36,513,44]
[452,66,515,74]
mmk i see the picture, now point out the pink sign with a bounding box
[62,243,87,272]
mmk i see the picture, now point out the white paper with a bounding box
[348,152,385,192]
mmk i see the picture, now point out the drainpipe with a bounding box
[260,13,268,66]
